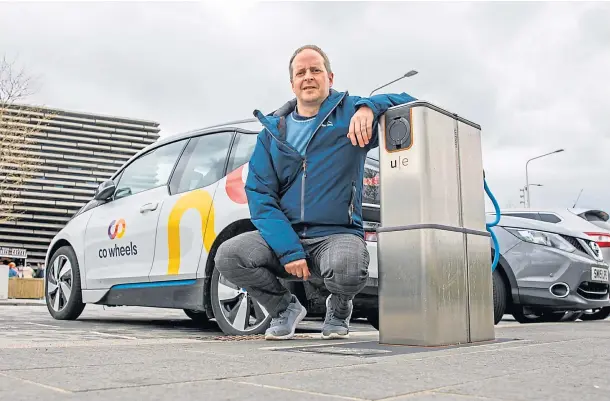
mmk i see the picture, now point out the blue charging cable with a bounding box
[484,174,501,272]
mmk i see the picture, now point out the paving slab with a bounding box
[1,304,608,401]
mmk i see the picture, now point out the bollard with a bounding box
[376,101,495,347]
[0,266,8,300]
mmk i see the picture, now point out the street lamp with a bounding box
[525,149,564,208]
[369,70,418,96]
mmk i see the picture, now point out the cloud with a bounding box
[0,1,609,211]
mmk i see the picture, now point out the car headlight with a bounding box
[505,228,576,253]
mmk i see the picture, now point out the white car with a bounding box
[495,208,610,261]
[43,119,382,335]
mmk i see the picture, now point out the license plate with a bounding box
[591,267,609,283]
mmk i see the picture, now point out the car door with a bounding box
[83,139,188,289]
[148,131,234,282]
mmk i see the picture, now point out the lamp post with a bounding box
[369,70,418,97]
[525,149,564,208]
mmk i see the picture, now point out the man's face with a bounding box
[291,49,334,107]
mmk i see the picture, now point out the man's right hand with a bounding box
[285,259,310,281]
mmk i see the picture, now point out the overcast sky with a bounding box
[1,1,609,212]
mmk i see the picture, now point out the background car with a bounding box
[488,214,609,324]
[43,118,383,336]
[499,208,610,261]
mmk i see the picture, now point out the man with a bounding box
[215,45,416,340]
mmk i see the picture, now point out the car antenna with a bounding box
[572,188,583,208]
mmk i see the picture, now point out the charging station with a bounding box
[376,101,495,347]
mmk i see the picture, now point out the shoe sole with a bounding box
[264,306,307,341]
[321,332,349,340]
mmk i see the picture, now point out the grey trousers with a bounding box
[214,230,370,319]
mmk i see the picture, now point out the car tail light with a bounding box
[364,221,379,242]
[585,232,610,248]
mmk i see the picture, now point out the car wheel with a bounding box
[45,246,85,320]
[183,309,209,324]
[492,269,507,325]
[579,307,610,321]
[210,268,272,336]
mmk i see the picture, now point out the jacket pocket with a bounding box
[348,180,356,225]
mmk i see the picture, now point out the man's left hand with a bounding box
[348,106,374,147]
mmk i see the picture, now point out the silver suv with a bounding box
[488,214,609,323]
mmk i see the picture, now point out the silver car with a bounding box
[488,214,610,324]
[498,208,610,261]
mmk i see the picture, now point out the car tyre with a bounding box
[183,309,209,324]
[210,268,272,336]
[579,307,610,321]
[492,269,507,325]
[45,246,85,321]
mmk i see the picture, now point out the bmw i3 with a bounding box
[43,118,382,335]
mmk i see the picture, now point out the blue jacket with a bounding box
[246,89,417,265]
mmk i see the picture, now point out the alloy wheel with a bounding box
[215,273,270,333]
[47,255,73,312]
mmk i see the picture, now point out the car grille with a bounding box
[577,281,609,300]
[560,235,588,254]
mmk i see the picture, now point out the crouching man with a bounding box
[215,45,417,340]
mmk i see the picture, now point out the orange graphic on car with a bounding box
[226,164,248,204]
[107,219,126,240]
[165,164,249,275]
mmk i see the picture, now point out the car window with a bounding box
[582,211,610,223]
[171,132,233,194]
[363,159,380,205]
[114,139,187,200]
[227,133,258,172]
[502,213,541,220]
[538,213,561,223]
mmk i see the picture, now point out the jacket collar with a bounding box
[253,89,347,138]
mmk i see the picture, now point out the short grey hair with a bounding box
[289,45,332,82]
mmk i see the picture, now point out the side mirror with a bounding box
[94,180,116,201]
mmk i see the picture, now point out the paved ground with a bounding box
[1,302,609,401]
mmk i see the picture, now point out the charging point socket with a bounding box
[386,116,412,151]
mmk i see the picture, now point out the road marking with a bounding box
[0,338,208,349]
[225,379,366,400]
[90,331,139,340]
[24,322,60,328]
[0,371,72,394]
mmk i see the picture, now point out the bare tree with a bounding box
[0,55,52,224]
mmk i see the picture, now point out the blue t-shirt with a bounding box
[285,110,317,156]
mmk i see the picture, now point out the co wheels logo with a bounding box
[99,218,137,259]
[108,218,126,240]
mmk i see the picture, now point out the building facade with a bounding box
[0,104,160,266]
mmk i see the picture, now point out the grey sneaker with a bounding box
[264,295,307,340]
[321,294,353,339]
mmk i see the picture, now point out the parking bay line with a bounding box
[0,371,72,394]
